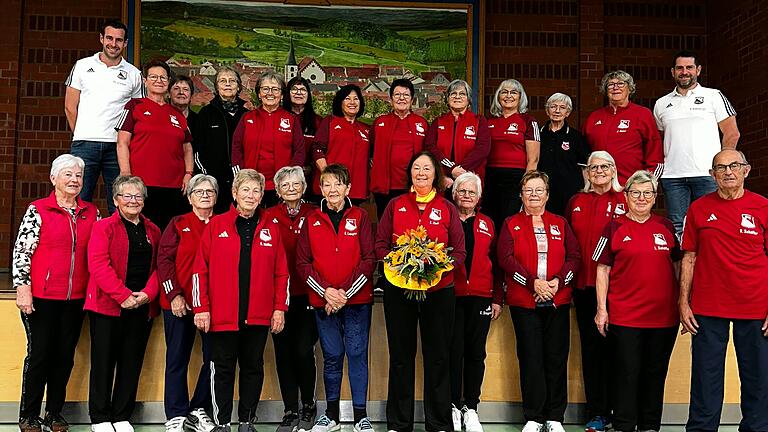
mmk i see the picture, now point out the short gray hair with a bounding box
[112,175,147,200]
[50,153,85,178]
[232,169,265,193]
[274,166,307,192]
[545,92,573,114]
[600,70,636,96]
[256,69,285,93]
[186,174,219,197]
[583,150,623,193]
[452,172,483,201]
[445,79,473,107]
[624,170,657,193]
[213,66,242,97]
[489,79,529,117]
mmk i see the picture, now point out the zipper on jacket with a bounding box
[66,209,78,300]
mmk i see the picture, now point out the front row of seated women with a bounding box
[15,150,681,432]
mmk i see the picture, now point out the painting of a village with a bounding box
[139,0,470,121]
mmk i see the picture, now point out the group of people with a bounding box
[12,17,768,432]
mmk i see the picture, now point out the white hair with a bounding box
[624,170,658,192]
[50,154,85,178]
[490,79,529,117]
[583,150,623,193]
[452,172,483,200]
[186,174,219,196]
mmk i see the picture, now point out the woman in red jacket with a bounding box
[375,151,466,432]
[370,78,427,217]
[192,169,289,432]
[424,80,490,191]
[231,70,306,208]
[13,154,98,432]
[484,79,540,228]
[497,171,580,432]
[85,175,161,432]
[312,85,370,205]
[157,174,219,432]
[296,164,375,432]
[266,166,319,432]
[564,150,625,432]
[448,172,502,432]
[283,76,323,181]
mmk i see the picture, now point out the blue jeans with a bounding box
[661,177,716,239]
[162,310,211,419]
[686,315,768,432]
[315,303,372,409]
[70,140,119,214]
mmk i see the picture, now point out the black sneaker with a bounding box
[238,421,257,432]
[297,403,317,432]
[276,411,299,432]
[42,413,69,432]
[19,416,43,432]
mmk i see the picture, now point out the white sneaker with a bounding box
[91,422,115,432]
[166,417,186,432]
[462,408,483,432]
[451,405,462,432]
[187,409,217,432]
[310,415,340,432]
[521,421,544,432]
[545,422,565,432]
[112,422,134,432]
[353,417,374,432]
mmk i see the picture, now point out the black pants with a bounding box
[611,325,677,432]
[687,315,768,432]
[510,305,570,423]
[384,281,455,432]
[450,296,492,410]
[374,190,406,219]
[163,310,212,419]
[272,295,318,413]
[19,298,85,418]
[573,287,613,419]
[88,307,153,423]
[144,186,190,232]
[209,325,269,425]
[483,167,525,229]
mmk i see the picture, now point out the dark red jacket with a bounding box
[375,193,466,292]
[231,106,305,190]
[455,212,503,303]
[192,207,289,331]
[312,116,371,199]
[425,111,491,179]
[157,212,213,310]
[497,211,581,308]
[265,202,318,298]
[29,193,98,300]
[369,111,427,194]
[565,191,627,289]
[296,204,375,308]
[84,212,161,318]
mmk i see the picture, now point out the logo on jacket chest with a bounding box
[616,119,630,133]
[561,141,570,151]
[464,125,476,139]
[477,219,492,237]
[549,224,562,240]
[344,218,358,236]
[653,233,669,251]
[279,117,292,132]
[740,213,758,235]
[415,122,425,134]
[428,208,442,225]
[259,228,273,246]
[504,122,519,135]
[170,115,182,129]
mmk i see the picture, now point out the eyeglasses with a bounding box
[449,91,468,99]
[606,81,627,89]
[117,193,144,202]
[499,89,520,96]
[548,104,569,111]
[147,74,168,82]
[456,189,477,197]
[171,86,190,93]
[260,86,282,94]
[290,87,308,94]
[191,189,216,197]
[627,190,656,199]
[392,92,411,99]
[588,163,614,172]
[712,162,748,173]
[522,188,547,196]
[217,78,238,85]
[278,181,303,190]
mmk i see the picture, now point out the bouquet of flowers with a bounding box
[383,225,454,301]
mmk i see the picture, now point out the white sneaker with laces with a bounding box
[521,421,544,432]
[451,405,462,432]
[112,421,134,432]
[91,422,114,432]
[353,417,374,432]
[187,409,217,432]
[461,408,483,432]
[545,421,565,432]
[165,417,186,432]
[310,415,339,432]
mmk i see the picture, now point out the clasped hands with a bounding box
[120,291,150,309]
[324,287,348,315]
[533,278,559,304]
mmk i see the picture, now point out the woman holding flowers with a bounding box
[497,171,580,432]
[375,151,466,432]
[296,164,375,432]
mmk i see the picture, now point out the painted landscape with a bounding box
[140,0,469,120]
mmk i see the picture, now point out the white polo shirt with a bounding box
[65,52,143,142]
[653,84,736,178]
